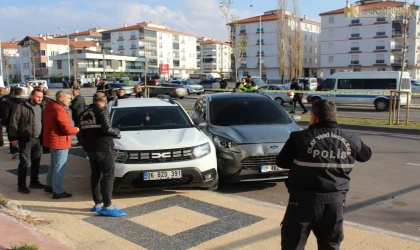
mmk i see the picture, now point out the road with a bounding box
[51,87,420,122]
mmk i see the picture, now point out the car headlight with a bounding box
[114,149,129,163]
[213,135,239,150]
[192,143,211,158]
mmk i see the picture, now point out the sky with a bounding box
[0,0,345,42]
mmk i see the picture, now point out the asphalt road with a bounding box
[51,87,420,122]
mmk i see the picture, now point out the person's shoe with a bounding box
[18,186,30,194]
[97,205,126,217]
[12,153,19,160]
[90,205,102,213]
[302,111,308,115]
[52,192,72,199]
[44,186,53,193]
[29,181,46,189]
[289,111,295,114]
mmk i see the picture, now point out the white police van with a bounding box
[307,71,411,111]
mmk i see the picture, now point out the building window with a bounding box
[315,47,318,54]
[329,17,334,24]
[376,40,385,50]
[353,68,361,72]
[330,69,336,75]
[378,68,386,71]
[240,25,246,34]
[377,25,385,36]
[57,60,62,69]
[315,36,319,42]
[159,42,162,49]
[118,33,123,40]
[257,35,264,45]
[40,50,46,56]
[257,22,264,33]
[243,71,249,76]
[304,58,307,64]
[310,35,313,41]
[376,54,385,64]
[329,56,334,63]
[304,46,307,53]
[315,58,318,64]
[309,47,312,53]
[351,27,360,38]
[351,42,359,51]
[328,29,334,38]
[119,42,123,49]
[351,55,359,64]
[305,34,308,41]
[351,18,360,24]
[309,58,312,64]
[328,43,334,50]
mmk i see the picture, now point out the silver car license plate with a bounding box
[260,165,283,173]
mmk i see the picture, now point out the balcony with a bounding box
[144,35,157,40]
[145,53,158,58]
[181,40,186,44]
[130,35,137,40]
[257,28,264,33]
[349,47,360,53]
[375,17,387,24]
[374,32,387,38]
[148,62,158,67]
[392,30,403,37]
[391,45,404,52]
[126,65,143,70]
[350,33,361,39]
[117,36,124,41]
[181,57,186,61]
[140,44,157,50]
[393,16,405,23]
[391,59,407,66]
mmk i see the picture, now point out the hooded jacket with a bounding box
[43,100,79,150]
[2,96,26,125]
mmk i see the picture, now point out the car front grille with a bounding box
[241,156,277,170]
[125,147,194,164]
[131,175,193,188]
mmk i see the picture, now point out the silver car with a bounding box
[190,93,301,183]
[170,80,205,95]
[258,85,294,106]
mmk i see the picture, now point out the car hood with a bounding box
[208,123,300,144]
[114,127,209,151]
[188,85,203,89]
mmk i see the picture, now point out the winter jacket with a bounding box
[70,95,85,122]
[79,104,120,152]
[290,83,303,99]
[2,96,27,126]
[43,100,79,150]
[276,121,372,203]
[8,101,44,142]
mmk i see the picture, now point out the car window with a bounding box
[111,106,193,131]
[268,86,279,90]
[200,99,207,120]
[258,86,268,90]
[318,79,336,91]
[194,98,203,117]
[210,98,291,126]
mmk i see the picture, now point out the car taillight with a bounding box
[287,92,293,97]
[173,88,177,93]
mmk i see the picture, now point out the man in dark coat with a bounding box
[290,78,308,114]
[70,87,85,146]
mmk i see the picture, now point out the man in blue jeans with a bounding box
[43,90,79,199]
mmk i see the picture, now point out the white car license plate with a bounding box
[143,170,182,181]
[260,165,283,173]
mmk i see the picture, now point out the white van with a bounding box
[206,73,221,80]
[27,80,48,89]
[307,71,411,111]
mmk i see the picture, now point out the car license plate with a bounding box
[260,165,283,173]
[143,170,182,181]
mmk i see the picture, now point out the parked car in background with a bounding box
[190,93,301,183]
[258,85,294,106]
[98,82,134,95]
[146,79,167,86]
[149,83,188,99]
[27,80,49,89]
[411,79,420,93]
[198,79,218,89]
[284,78,317,90]
[170,80,204,95]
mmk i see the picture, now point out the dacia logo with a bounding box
[344,3,360,18]
[151,152,171,159]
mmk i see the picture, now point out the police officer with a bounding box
[276,100,372,250]
[241,79,258,92]
[289,78,308,114]
[79,93,125,217]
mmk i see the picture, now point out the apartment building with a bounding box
[49,49,144,79]
[320,0,420,78]
[18,35,100,80]
[231,10,322,82]
[102,22,197,79]
[54,28,106,42]
[1,41,21,84]
[199,39,232,75]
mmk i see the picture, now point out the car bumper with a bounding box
[215,143,288,183]
[113,153,217,191]
[190,88,204,93]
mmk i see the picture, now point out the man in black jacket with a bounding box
[276,100,372,250]
[40,90,51,154]
[70,87,85,146]
[289,78,308,114]
[9,89,46,194]
[0,87,8,146]
[117,88,129,99]
[132,84,145,98]
[2,87,26,157]
[79,93,125,217]
[219,77,228,89]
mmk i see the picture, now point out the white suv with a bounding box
[109,96,218,191]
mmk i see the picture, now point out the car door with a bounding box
[412,80,420,93]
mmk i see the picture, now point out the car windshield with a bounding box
[253,78,266,85]
[210,98,291,126]
[111,106,193,131]
[184,81,196,85]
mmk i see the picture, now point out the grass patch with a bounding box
[296,114,420,129]
[0,192,8,206]
[11,243,39,250]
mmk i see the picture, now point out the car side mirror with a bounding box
[291,114,301,122]
[197,121,208,128]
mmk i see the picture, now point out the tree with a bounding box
[1,50,11,88]
[289,0,303,79]
[29,44,39,80]
[277,1,289,84]
[70,45,79,84]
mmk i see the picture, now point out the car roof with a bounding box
[206,93,271,101]
[112,98,178,109]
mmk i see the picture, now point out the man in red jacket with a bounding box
[43,90,79,199]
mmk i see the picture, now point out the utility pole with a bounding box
[102,49,106,79]
[396,0,409,124]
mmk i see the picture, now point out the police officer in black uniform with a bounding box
[277,99,372,250]
[289,78,308,114]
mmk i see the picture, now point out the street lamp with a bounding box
[250,5,262,78]
[58,27,71,82]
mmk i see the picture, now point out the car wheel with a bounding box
[375,99,389,112]
[275,97,284,106]
[205,174,219,191]
[197,93,201,95]
[179,96,185,99]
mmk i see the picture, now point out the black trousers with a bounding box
[281,201,344,250]
[0,121,3,145]
[7,127,19,154]
[17,138,42,186]
[292,96,308,112]
[74,119,81,143]
[87,151,115,207]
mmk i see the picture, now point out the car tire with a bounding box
[275,97,284,106]
[204,175,219,191]
[197,93,201,95]
[375,99,389,112]
[179,96,185,99]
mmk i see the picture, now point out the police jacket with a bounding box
[79,104,120,152]
[290,83,303,98]
[276,121,372,203]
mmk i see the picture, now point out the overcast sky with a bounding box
[0,0,344,42]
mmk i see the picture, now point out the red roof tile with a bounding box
[18,36,99,48]
[1,41,19,49]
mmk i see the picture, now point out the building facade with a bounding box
[102,22,198,79]
[49,50,144,79]
[320,0,420,78]
[199,39,232,76]
[54,28,106,42]
[1,41,20,85]
[232,10,322,82]
[18,35,100,81]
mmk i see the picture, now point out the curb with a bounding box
[296,121,420,135]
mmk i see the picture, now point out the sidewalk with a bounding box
[1,148,420,250]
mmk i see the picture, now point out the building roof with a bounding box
[199,39,230,46]
[1,41,19,49]
[18,36,99,48]
[319,1,405,16]
[229,12,320,25]
[105,23,197,37]
[55,29,103,38]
